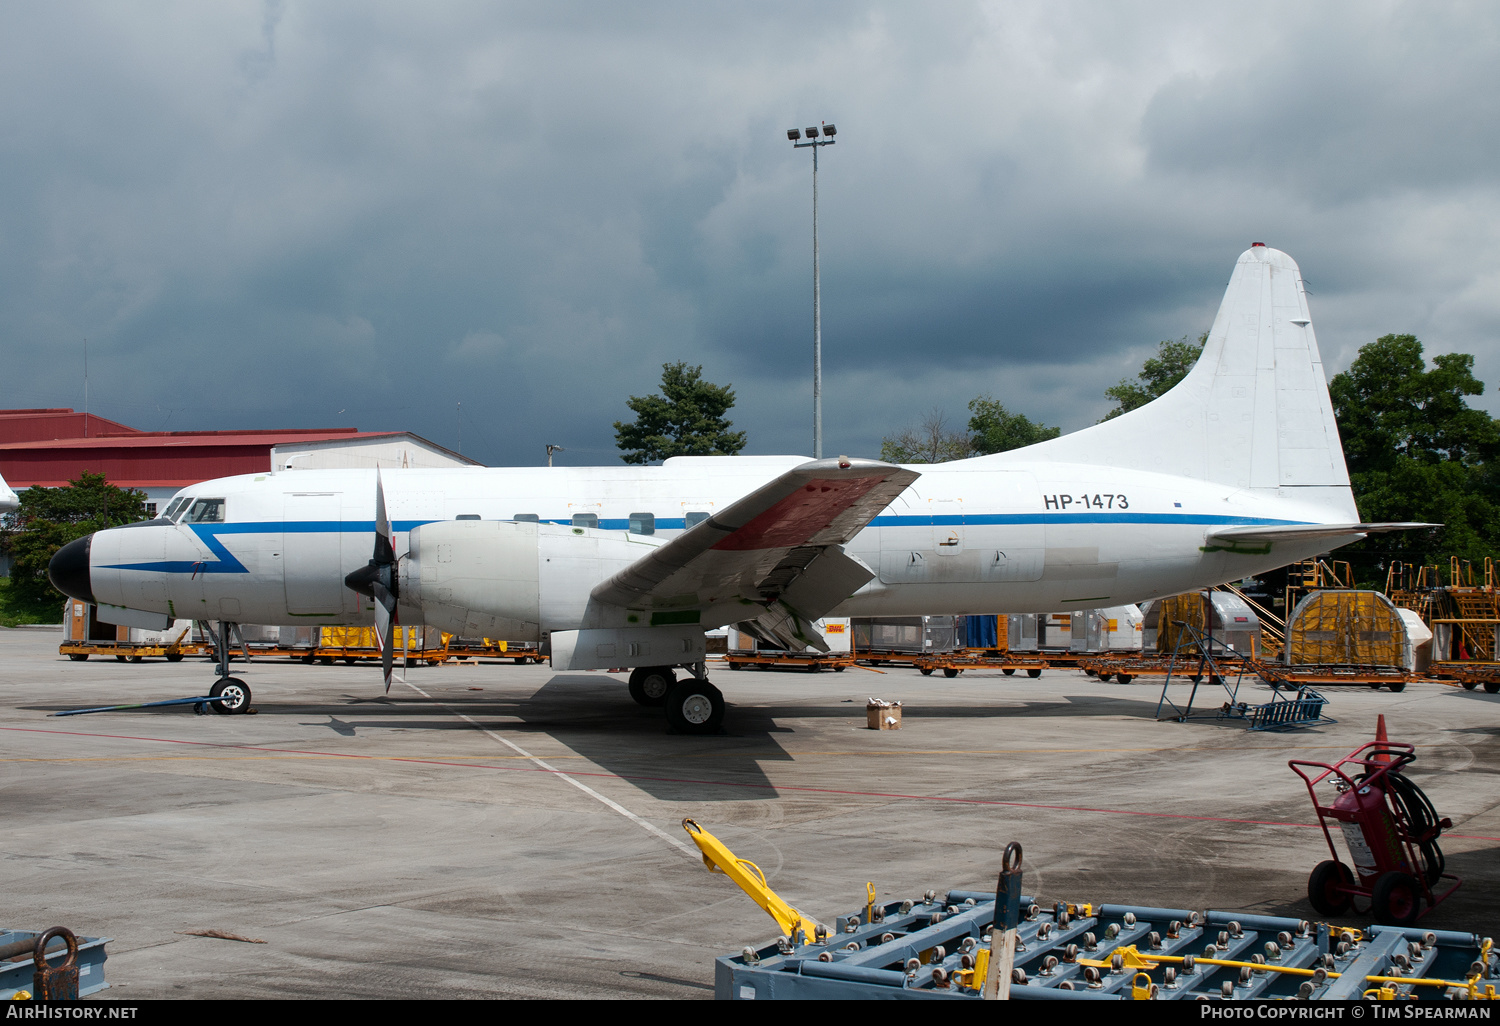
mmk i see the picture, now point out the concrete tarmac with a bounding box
[3,626,1497,999]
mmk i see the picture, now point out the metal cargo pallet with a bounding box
[1252,662,1417,693]
[1429,662,1500,694]
[722,652,855,672]
[60,640,211,662]
[0,929,110,999]
[1080,655,1249,685]
[717,894,1496,1001]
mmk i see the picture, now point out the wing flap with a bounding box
[590,457,916,616]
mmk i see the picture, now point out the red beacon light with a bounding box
[1251,242,1267,247]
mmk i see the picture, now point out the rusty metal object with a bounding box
[32,927,78,1001]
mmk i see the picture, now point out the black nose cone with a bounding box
[49,534,95,604]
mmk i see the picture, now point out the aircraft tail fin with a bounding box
[0,470,17,513]
[985,244,1357,519]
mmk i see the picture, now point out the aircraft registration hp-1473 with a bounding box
[50,244,1427,733]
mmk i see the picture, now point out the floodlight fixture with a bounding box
[783,120,839,459]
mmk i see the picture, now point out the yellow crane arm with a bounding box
[682,818,827,945]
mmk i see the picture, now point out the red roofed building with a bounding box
[0,409,481,517]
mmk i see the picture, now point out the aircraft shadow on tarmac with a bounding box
[26,675,1337,802]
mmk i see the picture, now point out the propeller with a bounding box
[343,470,399,692]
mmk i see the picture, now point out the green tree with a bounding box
[1,471,148,604]
[614,362,747,465]
[1101,333,1207,420]
[1329,334,1500,576]
[967,395,1060,454]
[880,410,974,463]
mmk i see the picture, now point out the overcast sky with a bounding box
[2,1,1498,467]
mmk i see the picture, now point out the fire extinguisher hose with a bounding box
[1385,769,1445,886]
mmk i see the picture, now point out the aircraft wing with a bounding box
[590,456,918,650]
[1205,522,1438,543]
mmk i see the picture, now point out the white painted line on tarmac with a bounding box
[399,680,699,859]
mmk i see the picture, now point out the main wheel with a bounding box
[68,653,88,662]
[1002,668,1015,676]
[943,667,960,678]
[664,678,725,735]
[627,666,674,707]
[1372,871,1422,927]
[209,676,252,715]
[1027,668,1042,678]
[1307,860,1355,916]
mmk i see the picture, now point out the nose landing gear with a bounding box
[202,619,254,715]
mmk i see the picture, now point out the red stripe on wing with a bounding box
[710,476,884,552]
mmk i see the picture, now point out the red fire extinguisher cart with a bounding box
[1289,741,1460,926]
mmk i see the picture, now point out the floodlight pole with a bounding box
[792,125,835,459]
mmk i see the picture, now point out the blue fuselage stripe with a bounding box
[101,513,1313,575]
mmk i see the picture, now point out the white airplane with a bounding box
[0,471,17,513]
[49,244,1426,732]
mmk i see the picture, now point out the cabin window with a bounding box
[162,497,189,522]
[186,498,227,524]
[455,514,481,521]
[512,514,539,523]
[685,511,709,528]
[572,513,598,529]
[628,513,655,535]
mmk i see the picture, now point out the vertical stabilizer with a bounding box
[986,245,1357,516]
[0,471,17,513]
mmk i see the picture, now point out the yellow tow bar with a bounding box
[682,818,830,947]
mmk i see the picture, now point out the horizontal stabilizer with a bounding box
[1206,522,1438,543]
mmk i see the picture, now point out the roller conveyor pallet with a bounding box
[0,928,110,1000]
[717,893,1498,1001]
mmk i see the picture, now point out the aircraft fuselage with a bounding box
[84,455,1354,636]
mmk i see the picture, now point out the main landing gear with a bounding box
[626,664,726,735]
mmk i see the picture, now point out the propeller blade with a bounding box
[373,469,394,567]
[372,581,396,693]
[345,469,401,694]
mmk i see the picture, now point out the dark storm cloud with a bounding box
[1,2,1498,465]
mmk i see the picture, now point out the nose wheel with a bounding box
[209,676,252,715]
[663,677,725,735]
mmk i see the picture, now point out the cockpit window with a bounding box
[162,497,190,522]
[185,498,227,523]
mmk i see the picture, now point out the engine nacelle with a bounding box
[399,519,668,641]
